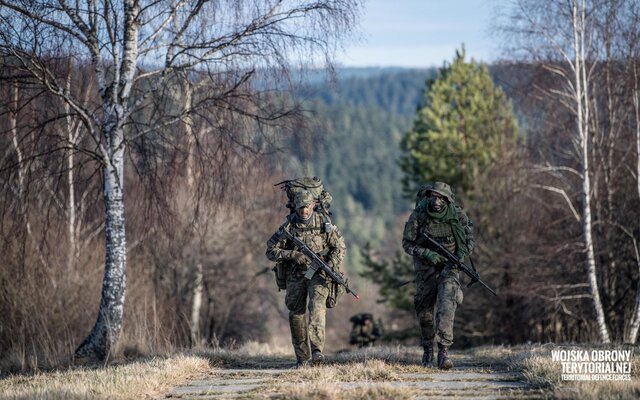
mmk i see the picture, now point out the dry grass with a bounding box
[267,382,416,400]
[467,344,543,370]
[287,359,400,382]
[194,341,295,368]
[193,343,420,399]
[265,358,416,399]
[469,343,640,399]
[0,355,209,400]
[2,343,637,399]
[330,345,420,366]
[554,379,640,400]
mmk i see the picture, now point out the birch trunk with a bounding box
[183,82,204,346]
[65,75,77,272]
[10,83,30,237]
[75,139,127,360]
[67,127,76,270]
[627,59,640,343]
[75,0,138,361]
[190,263,203,346]
[572,1,610,343]
[9,82,48,270]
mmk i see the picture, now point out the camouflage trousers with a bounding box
[414,263,464,347]
[285,268,330,363]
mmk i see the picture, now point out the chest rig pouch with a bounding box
[272,263,287,291]
[275,214,333,286]
[421,216,456,254]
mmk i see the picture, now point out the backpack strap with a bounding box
[278,214,295,236]
[273,179,292,186]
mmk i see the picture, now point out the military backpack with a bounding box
[271,177,335,292]
[274,176,333,220]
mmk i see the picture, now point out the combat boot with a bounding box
[421,343,433,367]
[311,350,325,365]
[437,345,453,370]
[295,359,310,369]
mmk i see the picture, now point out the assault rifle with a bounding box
[281,229,359,299]
[422,233,497,296]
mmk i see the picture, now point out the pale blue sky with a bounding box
[338,0,500,68]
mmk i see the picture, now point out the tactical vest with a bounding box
[421,215,456,254]
[283,213,330,254]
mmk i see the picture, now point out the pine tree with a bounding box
[359,245,414,312]
[399,47,518,197]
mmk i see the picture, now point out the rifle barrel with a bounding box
[422,233,497,296]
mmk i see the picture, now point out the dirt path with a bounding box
[165,349,546,399]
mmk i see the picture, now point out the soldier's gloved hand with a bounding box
[422,249,446,265]
[289,250,309,266]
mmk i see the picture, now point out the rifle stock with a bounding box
[422,233,497,296]
[281,229,359,299]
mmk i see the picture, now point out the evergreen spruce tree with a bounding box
[399,47,518,197]
[359,245,414,312]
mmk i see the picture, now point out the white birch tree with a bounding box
[622,2,640,343]
[501,0,611,342]
[0,0,360,361]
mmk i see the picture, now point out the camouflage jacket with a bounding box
[266,213,346,271]
[350,319,383,343]
[402,201,474,271]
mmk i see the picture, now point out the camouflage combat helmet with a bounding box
[294,190,315,209]
[428,182,454,203]
[350,313,374,325]
[275,176,332,214]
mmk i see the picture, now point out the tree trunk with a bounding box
[181,79,205,347]
[75,0,137,361]
[582,157,610,343]
[572,1,610,343]
[65,74,77,272]
[627,59,640,344]
[75,141,127,361]
[9,82,48,270]
[190,263,203,347]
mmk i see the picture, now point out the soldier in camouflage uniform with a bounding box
[349,313,383,348]
[402,182,474,370]
[266,190,346,368]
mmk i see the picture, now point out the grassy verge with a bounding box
[265,382,417,400]
[0,355,209,400]
[469,343,640,400]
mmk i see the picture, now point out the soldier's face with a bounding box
[429,193,446,212]
[296,204,313,219]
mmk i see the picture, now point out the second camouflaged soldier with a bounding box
[349,313,383,348]
[266,190,346,367]
[402,182,473,370]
